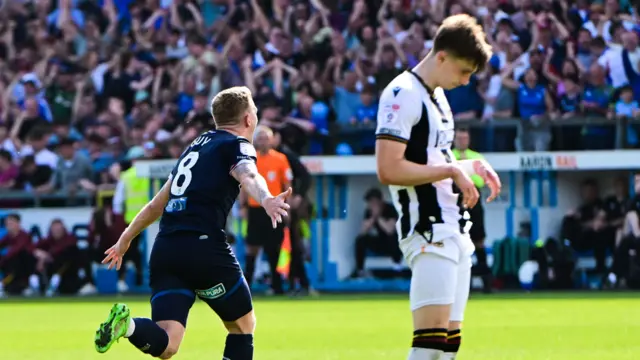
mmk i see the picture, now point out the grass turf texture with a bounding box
[0,292,638,360]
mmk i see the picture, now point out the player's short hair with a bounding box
[432,14,492,72]
[210,86,253,127]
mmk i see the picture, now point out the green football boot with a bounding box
[95,303,131,353]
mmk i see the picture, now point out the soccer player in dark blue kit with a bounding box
[94,86,292,360]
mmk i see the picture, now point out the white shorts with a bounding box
[398,232,474,321]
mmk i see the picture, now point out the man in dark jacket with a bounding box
[0,213,36,295]
[273,130,313,294]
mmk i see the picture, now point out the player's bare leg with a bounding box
[409,305,451,360]
[407,253,458,360]
[154,321,186,359]
[222,310,256,359]
[440,255,472,360]
[124,318,185,359]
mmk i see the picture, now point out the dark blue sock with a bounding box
[223,334,253,360]
[128,318,169,357]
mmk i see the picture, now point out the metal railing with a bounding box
[0,187,115,208]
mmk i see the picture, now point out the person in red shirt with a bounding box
[32,219,79,296]
[0,213,36,296]
[77,196,125,295]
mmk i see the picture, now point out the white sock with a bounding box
[407,348,442,360]
[125,318,136,338]
[29,274,40,289]
[49,274,61,290]
[439,352,457,359]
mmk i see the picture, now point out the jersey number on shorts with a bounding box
[171,152,200,196]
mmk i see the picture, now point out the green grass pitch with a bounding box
[0,292,639,359]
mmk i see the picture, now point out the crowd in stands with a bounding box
[2,0,640,197]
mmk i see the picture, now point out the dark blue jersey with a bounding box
[158,130,257,238]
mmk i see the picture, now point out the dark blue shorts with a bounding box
[148,232,253,326]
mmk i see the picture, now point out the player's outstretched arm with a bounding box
[120,179,172,244]
[103,178,172,270]
[231,162,292,228]
[231,162,272,204]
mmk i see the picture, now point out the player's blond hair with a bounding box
[210,86,253,127]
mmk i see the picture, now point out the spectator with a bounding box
[613,85,640,119]
[611,85,640,146]
[446,74,484,120]
[558,75,582,118]
[0,149,19,190]
[32,219,79,296]
[20,128,59,170]
[42,138,95,195]
[580,63,615,149]
[14,155,53,192]
[562,179,614,276]
[502,67,556,151]
[350,188,401,279]
[609,174,640,288]
[481,60,509,121]
[79,194,124,296]
[0,214,35,296]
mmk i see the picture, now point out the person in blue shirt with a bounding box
[352,86,377,153]
[581,63,615,149]
[444,74,483,119]
[353,86,377,124]
[502,67,555,151]
[559,75,582,118]
[612,85,640,146]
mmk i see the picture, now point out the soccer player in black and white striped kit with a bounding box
[375,15,502,360]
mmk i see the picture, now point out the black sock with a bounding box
[245,255,256,286]
[128,318,169,357]
[412,328,448,351]
[446,329,461,353]
[223,334,254,360]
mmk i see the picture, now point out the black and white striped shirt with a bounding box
[375,71,470,242]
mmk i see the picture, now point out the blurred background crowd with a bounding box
[2,0,640,296]
[2,0,640,193]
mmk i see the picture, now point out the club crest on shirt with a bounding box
[381,104,400,124]
[240,142,256,157]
